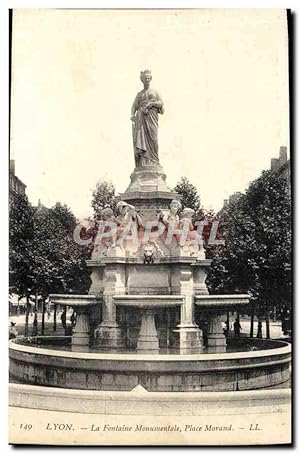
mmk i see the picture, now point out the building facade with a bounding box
[270,146,291,191]
[9,160,26,201]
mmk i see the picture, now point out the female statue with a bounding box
[131,70,164,167]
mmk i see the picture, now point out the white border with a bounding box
[1,2,298,452]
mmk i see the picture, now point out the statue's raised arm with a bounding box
[131,70,164,167]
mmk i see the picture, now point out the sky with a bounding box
[10,9,289,219]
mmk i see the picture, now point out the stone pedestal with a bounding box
[207,314,226,353]
[119,165,180,222]
[172,267,204,354]
[137,309,159,353]
[72,307,90,347]
[94,295,124,349]
[124,165,171,194]
[176,323,204,354]
[94,322,124,349]
[94,265,125,349]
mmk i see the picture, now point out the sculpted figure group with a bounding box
[92,199,204,260]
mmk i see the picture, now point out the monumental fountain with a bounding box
[9,70,291,395]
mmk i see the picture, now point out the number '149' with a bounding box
[20,424,32,430]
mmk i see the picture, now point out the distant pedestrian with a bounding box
[9,322,18,340]
[60,309,67,330]
[32,310,38,336]
[256,320,263,338]
[233,319,241,338]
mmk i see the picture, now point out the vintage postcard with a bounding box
[8,8,292,446]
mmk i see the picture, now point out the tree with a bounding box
[31,202,91,334]
[91,180,117,220]
[32,203,91,296]
[206,193,255,293]
[206,170,291,338]
[10,198,91,335]
[9,193,35,335]
[174,177,202,214]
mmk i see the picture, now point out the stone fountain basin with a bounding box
[48,294,250,309]
[114,295,184,308]
[49,294,99,307]
[9,338,291,392]
[195,294,250,308]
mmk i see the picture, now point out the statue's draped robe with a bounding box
[132,88,163,166]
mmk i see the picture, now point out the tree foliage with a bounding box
[9,193,35,298]
[10,199,90,300]
[33,203,91,296]
[206,170,291,313]
[91,180,117,220]
[174,177,202,214]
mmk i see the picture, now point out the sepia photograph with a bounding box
[8,8,292,446]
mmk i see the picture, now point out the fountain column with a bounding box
[207,313,226,353]
[48,294,98,352]
[193,263,210,295]
[173,266,204,354]
[137,309,159,353]
[72,306,90,349]
[94,264,124,349]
